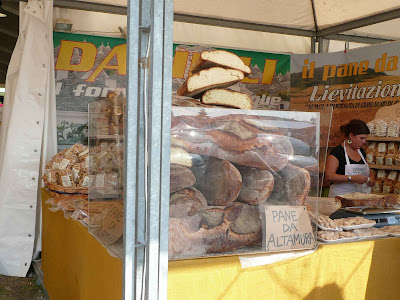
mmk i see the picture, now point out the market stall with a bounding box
[3,0,400,299]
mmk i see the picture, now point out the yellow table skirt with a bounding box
[41,190,400,300]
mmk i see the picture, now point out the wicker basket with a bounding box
[43,176,88,194]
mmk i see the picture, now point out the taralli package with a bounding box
[42,144,90,193]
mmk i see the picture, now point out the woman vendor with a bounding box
[325,119,375,198]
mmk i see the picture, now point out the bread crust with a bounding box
[177,67,244,97]
[191,50,252,76]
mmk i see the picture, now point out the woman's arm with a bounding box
[367,169,376,187]
[324,155,368,184]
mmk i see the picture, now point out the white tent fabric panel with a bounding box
[314,0,400,29]
[347,18,400,40]
[0,0,57,277]
[327,40,369,53]
[173,22,311,54]
[174,0,316,30]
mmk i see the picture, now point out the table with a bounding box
[41,189,400,300]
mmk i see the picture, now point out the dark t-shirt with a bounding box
[329,145,367,175]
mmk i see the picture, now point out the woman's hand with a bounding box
[351,175,369,184]
[367,176,375,187]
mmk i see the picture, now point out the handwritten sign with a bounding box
[264,205,315,251]
[93,201,124,246]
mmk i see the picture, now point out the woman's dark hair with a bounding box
[340,119,370,137]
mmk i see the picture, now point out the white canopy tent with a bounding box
[51,0,400,53]
[2,0,400,298]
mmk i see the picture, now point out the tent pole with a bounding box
[311,37,316,53]
[125,0,172,298]
[318,37,324,53]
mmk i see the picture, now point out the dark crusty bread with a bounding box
[170,165,196,193]
[236,166,274,205]
[169,187,207,218]
[172,95,214,108]
[168,202,262,258]
[278,163,311,206]
[201,89,252,109]
[336,192,400,208]
[194,157,242,206]
[191,50,251,76]
[177,67,244,98]
[171,114,293,171]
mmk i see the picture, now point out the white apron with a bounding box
[328,142,370,198]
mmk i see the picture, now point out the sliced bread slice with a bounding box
[201,89,252,109]
[177,67,244,98]
[192,50,251,76]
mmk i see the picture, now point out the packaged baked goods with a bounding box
[387,121,400,137]
[386,153,395,165]
[383,180,394,194]
[372,181,383,193]
[43,144,90,193]
[366,142,377,164]
[375,142,387,165]
[396,153,400,166]
[387,170,398,182]
[394,177,400,195]
[366,121,375,136]
[376,169,388,181]
[374,120,388,137]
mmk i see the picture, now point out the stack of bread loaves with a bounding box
[176,50,253,110]
[168,111,312,259]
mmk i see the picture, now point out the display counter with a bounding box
[41,189,400,300]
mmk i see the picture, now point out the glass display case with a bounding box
[85,103,326,259]
[168,107,321,259]
[87,91,125,258]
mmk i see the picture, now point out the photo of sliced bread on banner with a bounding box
[175,50,253,109]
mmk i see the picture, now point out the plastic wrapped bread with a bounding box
[386,143,396,166]
[374,120,388,137]
[366,121,375,136]
[387,121,400,137]
[394,178,400,195]
[366,142,377,164]
[377,169,388,182]
[375,143,387,165]
[373,181,383,193]
[383,170,397,194]
[383,180,395,194]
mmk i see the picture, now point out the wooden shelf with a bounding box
[89,135,124,140]
[371,192,394,196]
[369,164,400,170]
[367,136,400,142]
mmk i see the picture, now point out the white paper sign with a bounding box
[264,205,316,252]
